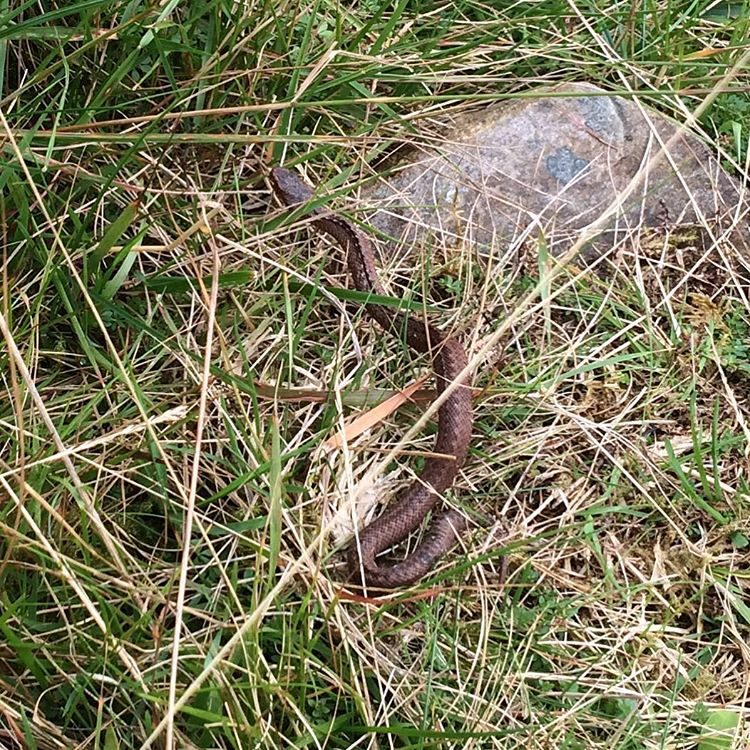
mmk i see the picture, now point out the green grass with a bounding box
[1,1,750,748]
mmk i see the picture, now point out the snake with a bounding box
[269,167,473,589]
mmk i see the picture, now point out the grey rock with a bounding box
[360,83,749,264]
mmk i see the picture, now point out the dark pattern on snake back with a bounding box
[269,167,473,589]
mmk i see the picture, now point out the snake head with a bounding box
[269,167,315,207]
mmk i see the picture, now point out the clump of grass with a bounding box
[1,2,749,749]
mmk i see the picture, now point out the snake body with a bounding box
[270,167,473,589]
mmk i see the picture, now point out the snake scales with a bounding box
[270,167,473,589]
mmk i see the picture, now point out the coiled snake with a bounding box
[270,167,473,589]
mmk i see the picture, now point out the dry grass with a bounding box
[1,1,750,749]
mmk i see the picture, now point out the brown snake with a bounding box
[270,167,473,589]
